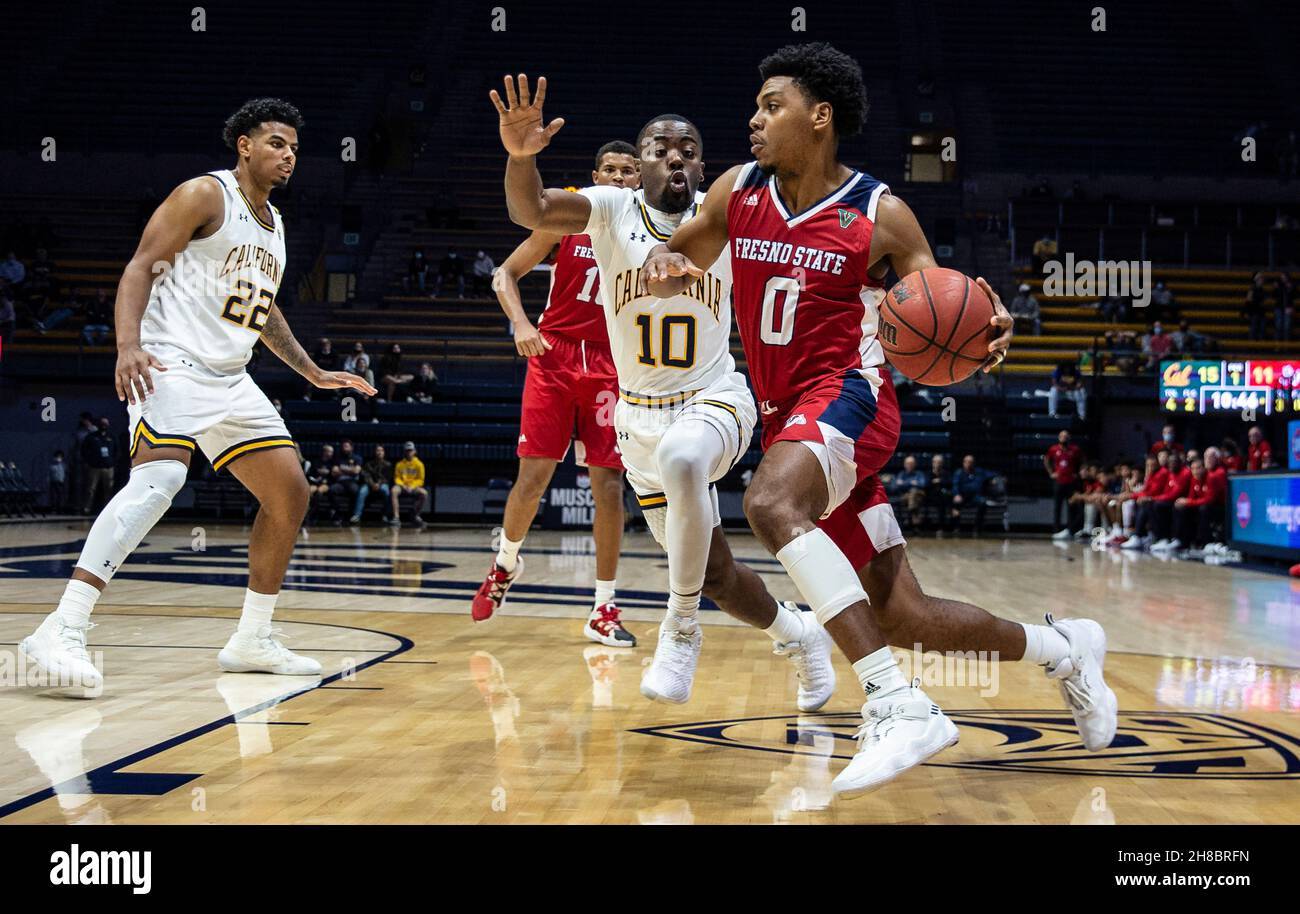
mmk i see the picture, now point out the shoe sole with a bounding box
[639,681,690,704]
[217,650,321,675]
[833,723,960,800]
[583,625,636,648]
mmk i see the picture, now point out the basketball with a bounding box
[879,268,996,385]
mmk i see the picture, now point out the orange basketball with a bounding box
[878,268,996,385]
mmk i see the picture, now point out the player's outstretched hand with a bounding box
[977,276,1014,373]
[115,344,167,404]
[640,250,704,297]
[489,74,564,157]
[313,370,378,397]
[514,322,552,358]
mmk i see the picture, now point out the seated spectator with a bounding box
[1150,282,1178,324]
[1102,329,1140,374]
[330,439,364,526]
[887,454,928,529]
[306,338,339,400]
[377,343,414,402]
[1149,423,1184,458]
[406,249,429,293]
[1245,426,1274,470]
[1275,272,1294,342]
[342,340,368,374]
[0,250,26,293]
[306,444,337,524]
[1149,452,1192,551]
[354,444,394,524]
[391,441,430,529]
[405,362,439,403]
[470,249,496,297]
[1140,321,1173,370]
[1008,283,1041,335]
[1045,429,1083,538]
[1243,273,1268,341]
[81,289,112,346]
[1048,359,1086,420]
[350,355,379,422]
[950,454,993,534]
[1169,320,1196,355]
[435,250,465,299]
[924,454,950,531]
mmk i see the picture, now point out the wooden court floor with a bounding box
[1,521,1297,825]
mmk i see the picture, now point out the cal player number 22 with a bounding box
[221,279,274,333]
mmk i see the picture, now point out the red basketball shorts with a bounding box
[517,333,623,470]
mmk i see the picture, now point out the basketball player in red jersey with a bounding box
[472,141,640,647]
[645,43,1117,796]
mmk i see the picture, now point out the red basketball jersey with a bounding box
[726,162,891,414]
[537,234,607,342]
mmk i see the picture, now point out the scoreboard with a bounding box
[1159,359,1300,415]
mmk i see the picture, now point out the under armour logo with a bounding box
[238,213,250,222]
[744,193,759,206]
[784,413,807,427]
[102,559,118,573]
[629,232,646,243]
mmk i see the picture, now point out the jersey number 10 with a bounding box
[635,313,696,370]
[221,279,274,333]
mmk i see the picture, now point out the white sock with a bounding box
[237,589,278,636]
[55,579,100,629]
[594,578,616,609]
[852,646,909,699]
[495,534,524,574]
[765,602,806,644]
[775,528,868,625]
[1021,623,1070,667]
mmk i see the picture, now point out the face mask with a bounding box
[1164,433,1174,444]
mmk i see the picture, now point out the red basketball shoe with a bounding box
[471,558,523,623]
[583,602,636,647]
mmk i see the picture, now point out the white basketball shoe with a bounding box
[1042,614,1118,751]
[218,625,322,676]
[640,614,703,704]
[771,603,836,712]
[19,613,104,692]
[831,681,959,799]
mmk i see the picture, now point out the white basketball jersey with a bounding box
[139,169,287,376]
[578,186,733,396]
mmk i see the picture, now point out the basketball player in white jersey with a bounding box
[491,74,835,707]
[19,98,376,693]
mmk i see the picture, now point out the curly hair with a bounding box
[758,42,869,138]
[222,98,304,151]
[595,140,637,168]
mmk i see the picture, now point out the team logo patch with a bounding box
[880,319,898,346]
[631,710,1300,779]
[837,208,857,229]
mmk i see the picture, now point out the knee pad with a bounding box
[655,421,721,491]
[113,460,187,549]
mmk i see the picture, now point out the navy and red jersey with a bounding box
[537,234,607,342]
[726,162,892,418]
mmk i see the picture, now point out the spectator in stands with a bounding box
[1048,359,1086,419]
[305,444,335,525]
[404,362,439,403]
[1245,426,1274,470]
[407,249,429,294]
[354,444,394,525]
[1102,329,1140,374]
[1149,282,1178,324]
[390,441,429,530]
[1149,424,1184,458]
[0,251,25,292]
[1275,272,1294,342]
[1169,320,1199,356]
[1174,450,1227,551]
[950,454,993,534]
[342,340,368,374]
[470,250,495,297]
[435,250,465,299]
[887,454,928,530]
[1098,293,1130,324]
[924,454,950,532]
[329,439,363,526]
[350,354,379,422]
[377,343,414,402]
[48,450,67,511]
[80,417,117,514]
[1031,234,1058,276]
[1243,273,1269,341]
[1045,429,1084,538]
[1149,452,1192,552]
[81,289,112,346]
[1140,321,1173,370]
[1008,283,1041,335]
[1220,436,1243,471]
[306,338,339,400]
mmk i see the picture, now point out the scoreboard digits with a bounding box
[1160,359,1300,415]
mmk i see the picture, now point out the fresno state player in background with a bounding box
[645,43,1117,796]
[472,141,640,648]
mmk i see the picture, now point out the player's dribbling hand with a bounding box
[977,276,1014,373]
[640,251,703,297]
[115,344,167,404]
[489,74,565,157]
[312,370,378,397]
[514,322,552,358]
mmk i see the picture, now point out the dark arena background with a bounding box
[0,0,1297,872]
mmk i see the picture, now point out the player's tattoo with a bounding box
[260,304,317,378]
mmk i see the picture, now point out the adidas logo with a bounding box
[864,681,881,695]
[518,434,527,443]
[784,413,807,428]
[743,193,759,206]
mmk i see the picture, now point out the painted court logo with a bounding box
[50,844,151,894]
[632,710,1300,779]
